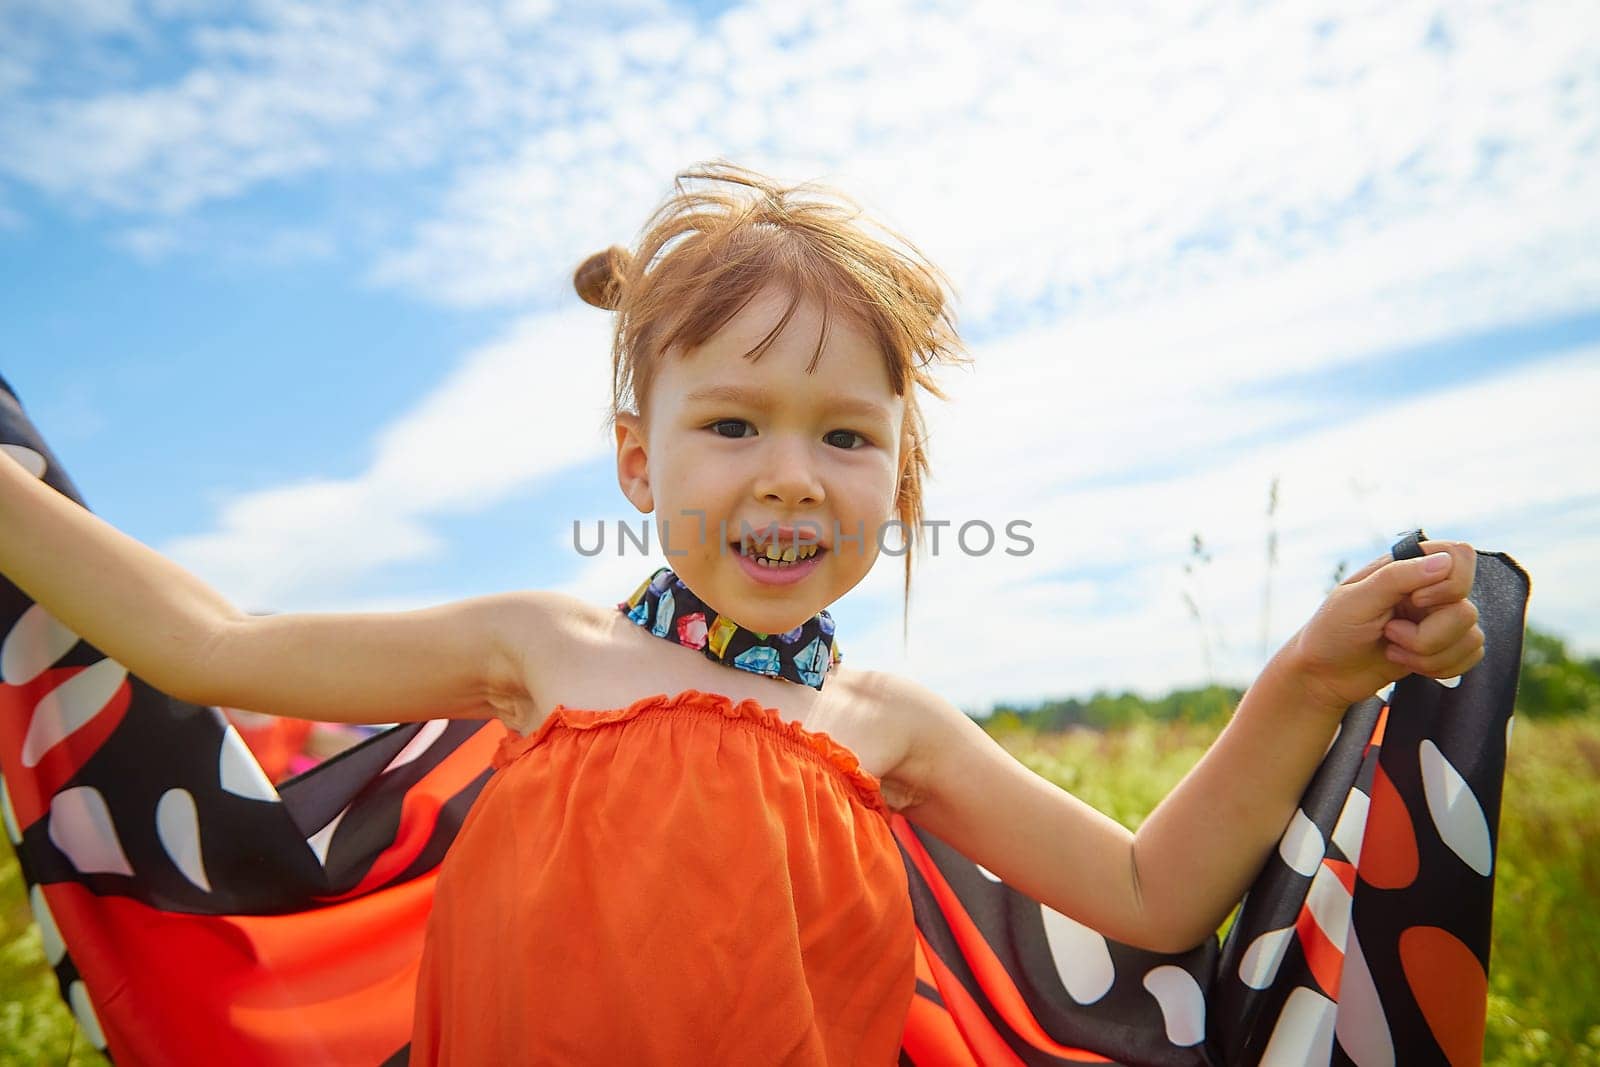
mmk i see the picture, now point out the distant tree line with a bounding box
[1516,625,1600,719]
[981,625,1599,732]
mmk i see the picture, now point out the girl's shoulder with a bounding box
[840,666,947,727]
[805,666,954,808]
[488,589,613,735]
[838,669,987,815]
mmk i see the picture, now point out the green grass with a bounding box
[4,717,1597,1064]
[1480,718,1600,1064]
[1,847,105,1066]
[989,715,1600,1064]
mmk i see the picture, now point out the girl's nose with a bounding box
[753,438,825,507]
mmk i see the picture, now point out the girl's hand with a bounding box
[1282,540,1485,716]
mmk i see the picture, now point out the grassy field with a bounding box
[989,714,1600,1065]
[4,715,1597,1064]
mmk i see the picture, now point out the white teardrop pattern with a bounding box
[1419,739,1493,876]
[1261,985,1337,1066]
[20,658,129,767]
[1330,785,1370,864]
[1140,965,1206,1046]
[218,725,280,803]
[1334,928,1395,1067]
[1,603,79,686]
[1278,808,1324,877]
[306,806,351,867]
[29,883,65,966]
[48,786,134,876]
[68,978,107,1050]
[0,442,46,478]
[1040,904,1115,1004]
[0,773,20,845]
[156,788,213,893]
[1238,926,1294,990]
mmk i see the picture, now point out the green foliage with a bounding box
[1516,625,1600,718]
[1481,717,1600,1062]
[987,684,1247,733]
[984,621,1597,730]
[1,844,106,1065]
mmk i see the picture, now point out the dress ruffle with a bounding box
[493,688,888,816]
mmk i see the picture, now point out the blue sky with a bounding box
[2,0,1597,711]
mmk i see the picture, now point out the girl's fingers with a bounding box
[1428,641,1486,679]
[1341,552,1392,587]
[1351,552,1456,620]
[1385,629,1486,676]
[1383,616,1421,649]
[1383,599,1479,655]
[1411,541,1477,608]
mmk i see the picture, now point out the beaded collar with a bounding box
[617,565,842,690]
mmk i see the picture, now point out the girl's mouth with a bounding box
[731,541,827,585]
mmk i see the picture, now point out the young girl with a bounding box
[0,163,1485,1064]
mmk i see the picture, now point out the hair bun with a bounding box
[574,246,629,310]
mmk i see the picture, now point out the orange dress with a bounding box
[410,688,916,1065]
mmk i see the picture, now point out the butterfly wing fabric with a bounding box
[0,375,1524,1066]
[891,546,1526,1067]
[0,375,492,1064]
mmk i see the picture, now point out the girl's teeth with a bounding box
[756,556,800,568]
[743,542,820,561]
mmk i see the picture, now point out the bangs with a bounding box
[645,235,909,393]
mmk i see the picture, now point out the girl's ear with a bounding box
[614,412,654,513]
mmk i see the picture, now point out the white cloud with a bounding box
[112,225,181,261]
[851,345,1600,709]
[110,219,336,265]
[9,0,140,35]
[6,1,1595,333]
[1,3,484,213]
[0,50,34,99]
[164,307,616,606]
[341,0,1600,358]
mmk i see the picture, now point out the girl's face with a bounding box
[615,286,905,634]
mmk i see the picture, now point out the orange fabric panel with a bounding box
[43,879,428,1066]
[411,689,916,1065]
[1361,761,1421,890]
[896,819,1114,1062]
[1399,926,1489,1067]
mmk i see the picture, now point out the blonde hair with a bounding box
[574,161,970,620]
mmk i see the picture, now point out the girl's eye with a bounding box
[825,430,868,450]
[709,419,752,439]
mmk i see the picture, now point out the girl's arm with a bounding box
[0,447,549,729]
[891,542,1483,953]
